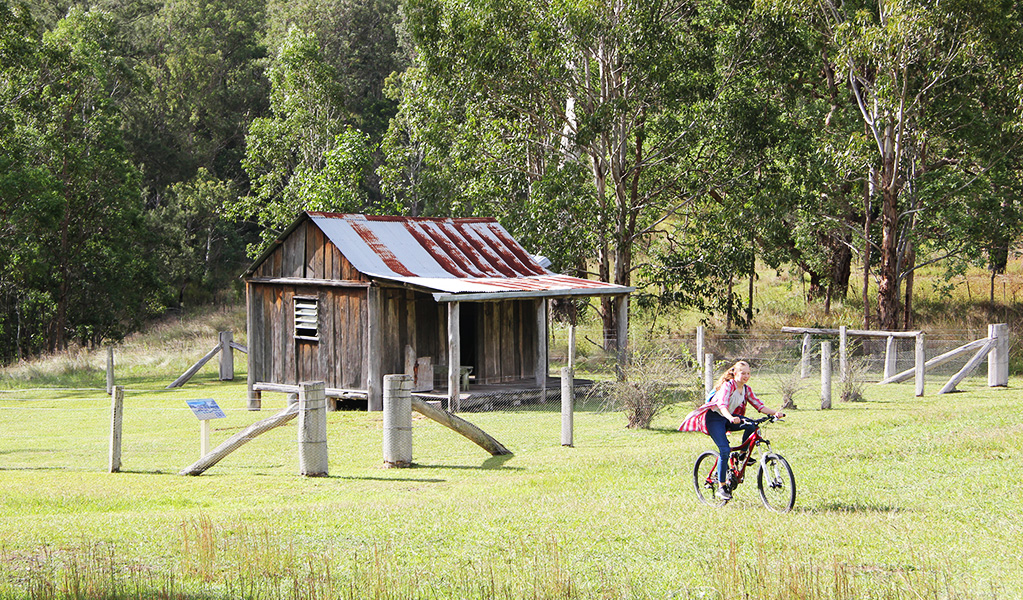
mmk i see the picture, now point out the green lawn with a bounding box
[1,370,1020,599]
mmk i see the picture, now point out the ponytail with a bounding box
[714,361,750,392]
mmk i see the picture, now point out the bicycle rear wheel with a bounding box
[693,451,726,506]
[757,453,795,513]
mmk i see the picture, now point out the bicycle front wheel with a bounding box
[757,453,795,513]
[693,451,726,506]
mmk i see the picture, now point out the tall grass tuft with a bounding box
[840,358,872,402]
[773,365,807,409]
[595,348,701,429]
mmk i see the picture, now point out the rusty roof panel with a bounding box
[300,212,631,297]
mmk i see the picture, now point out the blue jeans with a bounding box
[705,411,757,485]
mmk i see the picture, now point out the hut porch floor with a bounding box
[413,376,593,411]
[252,377,593,412]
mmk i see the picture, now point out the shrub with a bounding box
[773,365,807,409]
[596,348,701,429]
[841,358,871,402]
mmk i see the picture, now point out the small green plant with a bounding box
[841,358,872,402]
[596,348,701,428]
[773,365,807,409]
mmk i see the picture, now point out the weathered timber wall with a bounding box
[247,220,542,391]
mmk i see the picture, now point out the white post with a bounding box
[801,334,811,378]
[839,326,848,382]
[106,346,115,395]
[704,353,715,399]
[448,302,461,412]
[821,341,832,410]
[109,385,123,473]
[695,326,705,367]
[988,323,1009,387]
[567,323,577,371]
[383,374,413,467]
[536,299,548,388]
[218,331,234,381]
[200,420,211,458]
[884,336,897,380]
[561,367,574,447]
[615,295,628,381]
[298,381,329,477]
[404,344,416,379]
[915,333,926,397]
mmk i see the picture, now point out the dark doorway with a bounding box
[460,302,480,380]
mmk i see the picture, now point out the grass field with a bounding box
[1,360,1020,599]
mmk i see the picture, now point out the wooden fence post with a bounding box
[567,323,577,371]
[561,367,574,447]
[615,295,628,382]
[298,382,329,476]
[821,341,832,410]
[200,419,211,459]
[383,375,413,468]
[704,353,714,399]
[109,385,124,473]
[915,333,925,397]
[988,323,1009,387]
[448,301,461,412]
[695,326,704,367]
[801,334,811,378]
[106,346,115,395]
[884,336,897,380]
[839,326,848,382]
[219,331,234,381]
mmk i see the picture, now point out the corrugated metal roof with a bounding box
[307,212,632,299]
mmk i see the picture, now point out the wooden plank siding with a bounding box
[247,221,372,392]
[464,299,537,384]
[246,217,551,398]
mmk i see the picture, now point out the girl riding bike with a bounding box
[679,360,785,501]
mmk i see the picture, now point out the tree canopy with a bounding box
[1,0,1022,362]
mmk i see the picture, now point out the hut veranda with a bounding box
[243,212,633,412]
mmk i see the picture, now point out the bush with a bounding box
[596,349,701,429]
[773,365,807,409]
[841,358,871,402]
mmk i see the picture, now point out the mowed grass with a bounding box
[1,365,1021,600]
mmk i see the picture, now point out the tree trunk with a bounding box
[877,185,901,330]
[831,232,852,299]
[806,270,828,301]
[863,176,872,329]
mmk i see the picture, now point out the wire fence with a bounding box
[0,324,1011,409]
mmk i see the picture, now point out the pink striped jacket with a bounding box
[678,380,767,434]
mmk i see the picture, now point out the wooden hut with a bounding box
[243,212,632,411]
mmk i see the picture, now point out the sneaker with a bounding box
[716,485,732,501]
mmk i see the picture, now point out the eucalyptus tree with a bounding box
[265,0,405,144]
[398,0,726,347]
[764,0,1023,329]
[121,0,269,197]
[0,6,158,358]
[230,26,376,254]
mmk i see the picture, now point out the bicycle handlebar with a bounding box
[742,415,783,426]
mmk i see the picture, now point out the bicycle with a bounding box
[692,415,796,513]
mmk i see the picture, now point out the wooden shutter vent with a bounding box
[295,297,319,341]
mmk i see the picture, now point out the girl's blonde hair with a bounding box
[714,361,751,392]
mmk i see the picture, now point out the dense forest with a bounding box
[1,0,1022,363]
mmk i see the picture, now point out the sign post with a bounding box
[186,399,226,458]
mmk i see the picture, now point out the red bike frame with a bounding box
[706,415,773,489]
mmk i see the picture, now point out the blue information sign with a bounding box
[186,399,226,420]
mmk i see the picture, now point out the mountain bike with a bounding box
[692,415,795,513]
